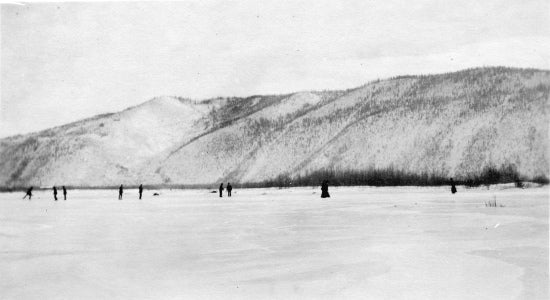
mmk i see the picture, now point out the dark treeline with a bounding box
[238,165,549,188]
[1,164,547,192]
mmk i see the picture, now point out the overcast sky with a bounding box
[1,0,549,137]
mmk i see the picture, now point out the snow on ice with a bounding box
[1,186,548,299]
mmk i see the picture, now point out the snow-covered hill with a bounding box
[1,67,548,187]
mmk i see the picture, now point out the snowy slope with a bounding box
[0,97,212,186]
[156,67,549,184]
[0,67,548,187]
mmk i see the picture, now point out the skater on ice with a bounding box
[63,186,67,200]
[53,186,58,201]
[138,184,143,200]
[219,183,224,198]
[321,180,330,198]
[227,183,232,197]
[450,178,457,194]
[22,186,33,200]
[119,184,124,200]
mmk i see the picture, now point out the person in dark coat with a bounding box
[227,183,232,197]
[450,178,457,194]
[23,187,33,200]
[138,184,143,200]
[321,180,330,198]
[219,183,224,198]
[53,186,58,201]
[119,185,123,200]
[62,186,67,200]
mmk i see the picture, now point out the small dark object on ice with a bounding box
[153,193,160,196]
[321,180,330,198]
[450,178,457,194]
[210,190,217,193]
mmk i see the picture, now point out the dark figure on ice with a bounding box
[22,187,33,200]
[219,183,224,198]
[119,185,124,200]
[227,183,232,197]
[321,180,330,198]
[138,184,143,200]
[62,186,67,200]
[450,178,457,194]
[53,186,58,201]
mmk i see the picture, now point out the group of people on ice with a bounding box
[218,183,233,197]
[25,182,233,200]
[117,184,143,200]
[23,186,67,200]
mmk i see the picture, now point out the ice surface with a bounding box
[1,186,548,299]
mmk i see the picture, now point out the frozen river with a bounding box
[1,186,548,299]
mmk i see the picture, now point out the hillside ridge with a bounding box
[1,66,548,187]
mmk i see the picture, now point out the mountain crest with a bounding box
[1,67,548,187]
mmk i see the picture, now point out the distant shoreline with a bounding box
[1,181,546,193]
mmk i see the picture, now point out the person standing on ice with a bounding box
[227,183,232,197]
[219,183,224,198]
[53,186,58,201]
[450,178,457,194]
[321,180,330,198]
[22,186,33,200]
[62,186,67,200]
[138,184,143,200]
[119,184,124,200]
